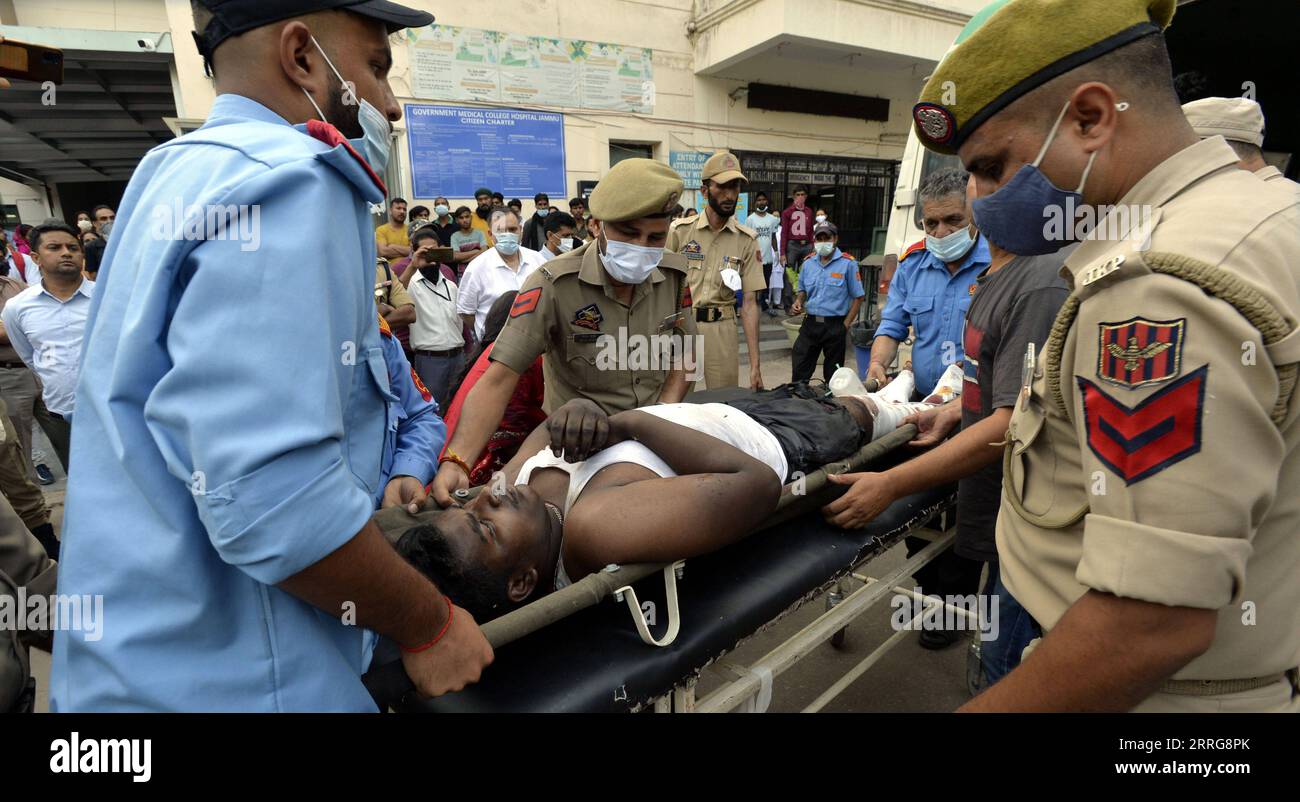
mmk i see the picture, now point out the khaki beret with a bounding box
[588,158,684,222]
[914,0,1176,154]
[1182,97,1265,147]
[702,151,747,184]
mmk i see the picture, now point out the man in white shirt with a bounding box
[456,208,544,341]
[0,222,95,471]
[537,211,578,262]
[401,227,465,410]
[744,192,782,315]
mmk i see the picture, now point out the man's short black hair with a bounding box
[792,186,807,195]
[754,191,769,200]
[568,197,585,208]
[389,197,408,207]
[543,211,577,236]
[29,221,81,251]
[92,204,114,216]
[508,198,522,208]
[409,205,430,219]
[395,523,516,622]
[492,192,504,202]
[454,205,472,217]
[534,192,549,204]
[411,226,442,249]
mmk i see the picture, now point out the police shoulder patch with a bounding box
[1078,366,1207,485]
[682,240,705,260]
[410,366,432,403]
[1097,317,1185,389]
[511,287,543,318]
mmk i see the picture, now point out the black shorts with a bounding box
[723,385,867,478]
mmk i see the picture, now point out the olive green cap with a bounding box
[588,158,685,222]
[913,0,1176,154]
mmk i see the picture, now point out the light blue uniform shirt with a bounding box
[51,94,395,711]
[798,248,865,317]
[375,323,444,507]
[876,235,990,394]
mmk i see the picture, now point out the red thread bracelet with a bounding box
[401,596,455,653]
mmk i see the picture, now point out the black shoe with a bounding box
[34,464,54,485]
[30,523,59,561]
[918,628,962,651]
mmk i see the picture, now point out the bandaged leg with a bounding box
[845,364,966,440]
[923,363,965,405]
[876,368,916,404]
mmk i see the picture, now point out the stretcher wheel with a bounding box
[830,627,848,649]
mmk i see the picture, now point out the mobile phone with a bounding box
[0,39,65,85]
[427,247,454,263]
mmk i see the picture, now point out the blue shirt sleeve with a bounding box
[145,165,376,586]
[876,254,916,341]
[382,331,444,488]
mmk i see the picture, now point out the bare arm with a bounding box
[563,410,782,576]
[658,365,689,403]
[959,591,1215,712]
[384,303,416,328]
[429,360,522,506]
[741,292,762,378]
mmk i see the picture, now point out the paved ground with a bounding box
[31,315,969,713]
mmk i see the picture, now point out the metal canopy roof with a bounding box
[0,49,176,185]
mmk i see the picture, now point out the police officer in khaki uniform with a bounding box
[1182,96,1300,200]
[0,491,54,712]
[430,158,697,506]
[667,151,766,390]
[913,0,1300,712]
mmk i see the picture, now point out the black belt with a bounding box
[805,314,845,324]
[695,307,735,323]
[414,347,462,358]
[0,361,27,370]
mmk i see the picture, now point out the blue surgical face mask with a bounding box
[434,204,450,217]
[537,208,549,218]
[302,36,391,177]
[926,224,976,263]
[814,241,835,258]
[495,232,520,256]
[970,100,1111,256]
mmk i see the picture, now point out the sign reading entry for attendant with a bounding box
[405,104,567,199]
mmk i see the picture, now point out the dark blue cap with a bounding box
[193,0,433,64]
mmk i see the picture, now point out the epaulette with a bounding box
[900,239,926,261]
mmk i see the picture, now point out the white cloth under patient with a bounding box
[513,403,789,589]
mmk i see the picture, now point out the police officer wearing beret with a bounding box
[52,0,493,711]
[667,151,767,390]
[913,0,1300,712]
[1182,96,1300,200]
[789,222,864,383]
[430,158,697,507]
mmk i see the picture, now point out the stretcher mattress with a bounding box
[403,387,956,712]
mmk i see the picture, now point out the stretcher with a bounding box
[364,387,959,713]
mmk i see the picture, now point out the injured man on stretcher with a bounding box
[396,365,963,622]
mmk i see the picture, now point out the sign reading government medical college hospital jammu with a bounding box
[405,24,654,113]
[405,105,567,199]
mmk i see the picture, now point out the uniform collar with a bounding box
[691,211,741,235]
[1064,137,1238,278]
[1255,164,1284,182]
[206,93,295,128]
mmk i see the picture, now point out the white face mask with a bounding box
[815,241,835,258]
[434,205,450,217]
[600,230,662,283]
[558,237,576,253]
[301,36,391,176]
[815,214,827,224]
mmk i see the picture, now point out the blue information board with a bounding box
[405,104,567,198]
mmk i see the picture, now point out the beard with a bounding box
[707,194,735,220]
[323,83,364,140]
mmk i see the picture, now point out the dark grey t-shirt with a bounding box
[956,247,1073,562]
